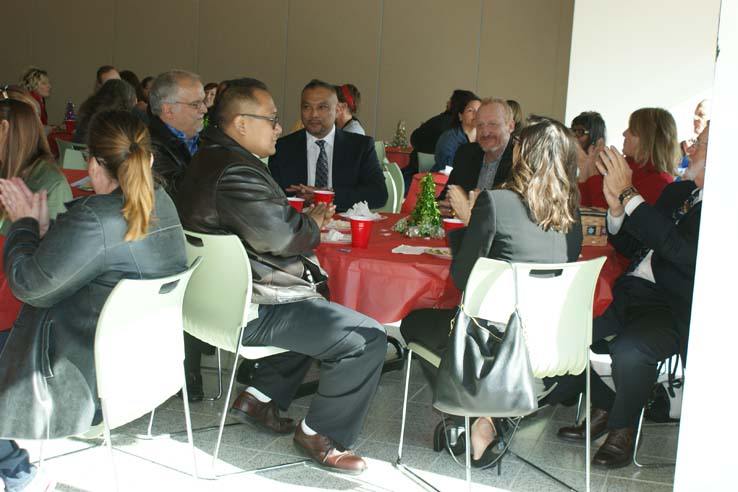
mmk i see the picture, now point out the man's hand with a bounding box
[438,198,454,218]
[447,185,475,225]
[0,177,50,236]
[306,202,336,230]
[286,184,333,207]
[596,146,633,216]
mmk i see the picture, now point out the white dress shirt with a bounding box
[306,126,336,187]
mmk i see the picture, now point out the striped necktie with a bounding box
[315,140,329,188]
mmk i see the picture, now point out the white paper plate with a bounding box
[424,247,452,260]
[321,232,351,244]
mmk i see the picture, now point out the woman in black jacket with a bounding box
[0,110,186,491]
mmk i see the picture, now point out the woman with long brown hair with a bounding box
[400,117,583,468]
[0,110,187,487]
[579,107,678,207]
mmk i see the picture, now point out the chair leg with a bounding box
[464,416,472,492]
[101,400,120,492]
[211,329,245,474]
[146,410,156,439]
[396,349,413,465]
[180,374,199,479]
[585,355,591,492]
[575,392,583,424]
[203,348,223,401]
[633,407,646,468]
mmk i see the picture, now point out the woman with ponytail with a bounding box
[0,110,187,452]
[334,83,365,135]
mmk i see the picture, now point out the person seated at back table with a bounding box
[175,78,387,474]
[400,117,583,467]
[269,79,387,212]
[570,110,607,185]
[437,98,516,216]
[433,91,481,171]
[94,65,121,92]
[73,79,137,144]
[579,107,679,208]
[0,110,186,491]
[334,83,365,135]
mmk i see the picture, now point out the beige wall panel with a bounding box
[376,0,481,141]
[0,2,34,89]
[113,0,198,81]
[283,0,381,136]
[478,0,572,121]
[32,0,115,122]
[198,0,288,111]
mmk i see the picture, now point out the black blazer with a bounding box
[149,116,193,196]
[438,139,514,200]
[269,128,388,212]
[610,180,702,337]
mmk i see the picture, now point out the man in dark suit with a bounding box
[554,130,707,468]
[438,98,515,215]
[269,80,387,212]
[148,69,211,401]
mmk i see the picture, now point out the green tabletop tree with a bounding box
[393,173,443,238]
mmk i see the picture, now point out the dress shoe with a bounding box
[183,371,204,402]
[293,421,367,475]
[557,407,609,442]
[592,427,637,468]
[229,390,296,434]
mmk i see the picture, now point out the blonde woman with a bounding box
[19,67,54,132]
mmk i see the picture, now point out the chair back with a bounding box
[94,258,201,430]
[182,231,253,352]
[56,139,88,170]
[462,256,606,378]
[417,152,436,173]
[385,161,404,212]
[374,140,386,163]
[373,171,398,213]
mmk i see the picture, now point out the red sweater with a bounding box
[30,91,48,125]
[579,157,673,208]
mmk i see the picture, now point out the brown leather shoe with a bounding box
[293,421,367,475]
[228,390,296,434]
[557,407,609,442]
[592,427,637,468]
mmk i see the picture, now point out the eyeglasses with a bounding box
[240,113,280,129]
[512,135,520,144]
[175,100,207,110]
[81,150,106,165]
[570,127,590,137]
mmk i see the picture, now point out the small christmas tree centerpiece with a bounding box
[392,173,443,238]
[391,120,409,148]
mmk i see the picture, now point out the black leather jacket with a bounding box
[149,115,193,196]
[0,188,187,438]
[175,126,327,305]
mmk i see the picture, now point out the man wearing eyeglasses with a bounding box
[148,70,207,197]
[176,78,387,475]
[268,79,387,212]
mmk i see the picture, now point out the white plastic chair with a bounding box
[396,256,606,492]
[373,171,397,213]
[374,140,386,163]
[385,161,405,212]
[417,152,436,173]
[94,257,202,491]
[181,231,301,475]
[56,139,88,170]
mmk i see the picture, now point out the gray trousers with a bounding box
[241,297,387,449]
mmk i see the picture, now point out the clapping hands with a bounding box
[447,185,479,226]
[595,146,633,216]
[0,177,50,237]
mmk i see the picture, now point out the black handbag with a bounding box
[433,264,537,417]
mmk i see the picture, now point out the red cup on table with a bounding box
[442,218,465,245]
[65,120,76,134]
[350,217,373,248]
[287,197,305,212]
[313,190,335,205]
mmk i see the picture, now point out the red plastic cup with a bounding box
[65,120,76,134]
[350,218,373,248]
[287,197,305,212]
[442,218,465,245]
[313,190,335,205]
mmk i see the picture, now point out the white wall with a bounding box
[675,0,738,489]
[565,0,720,148]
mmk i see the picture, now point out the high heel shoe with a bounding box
[471,418,509,469]
[432,418,466,456]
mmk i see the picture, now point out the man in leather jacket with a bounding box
[175,78,387,475]
[148,70,212,399]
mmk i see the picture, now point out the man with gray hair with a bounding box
[148,69,207,196]
[148,70,209,401]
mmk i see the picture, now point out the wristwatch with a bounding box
[618,186,639,204]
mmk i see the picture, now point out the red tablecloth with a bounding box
[401,172,449,213]
[62,169,94,198]
[315,213,625,324]
[385,146,412,169]
[48,132,73,159]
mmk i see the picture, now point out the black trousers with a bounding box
[0,331,37,491]
[545,275,682,429]
[240,298,386,449]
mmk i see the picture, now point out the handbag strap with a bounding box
[450,303,503,342]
